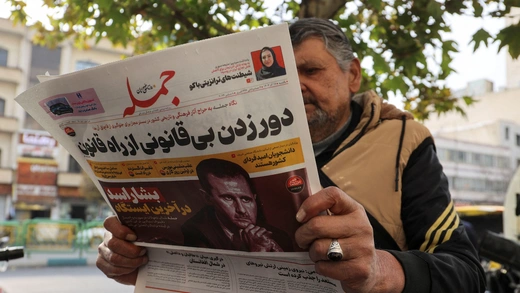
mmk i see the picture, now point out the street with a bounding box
[0,265,135,293]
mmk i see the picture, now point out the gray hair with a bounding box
[289,18,355,72]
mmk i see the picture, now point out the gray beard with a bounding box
[307,107,342,142]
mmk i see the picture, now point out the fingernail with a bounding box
[126,234,137,241]
[139,248,147,256]
[296,209,306,222]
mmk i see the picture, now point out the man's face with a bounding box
[261,50,274,67]
[206,174,257,231]
[294,37,361,143]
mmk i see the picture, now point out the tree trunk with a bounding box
[297,0,347,19]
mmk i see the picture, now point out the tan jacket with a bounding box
[320,91,431,250]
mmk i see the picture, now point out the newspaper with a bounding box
[15,24,342,292]
[135,249,342,293]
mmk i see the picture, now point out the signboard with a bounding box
[18,132,58,158]
[16,157,58,197]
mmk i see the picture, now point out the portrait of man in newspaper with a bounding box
[252,46,287,81]
[181,158,293,252]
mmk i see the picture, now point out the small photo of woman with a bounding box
[251,46,287,81]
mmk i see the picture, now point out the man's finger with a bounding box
[296,187,362,223]
[247,226,265,237]
[104,216,137,241]
[95,255,140,285]
[103,231,147,259]
[307,237,373,262]
[98,240,148,268]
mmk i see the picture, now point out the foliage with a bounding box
[6,0,520,120]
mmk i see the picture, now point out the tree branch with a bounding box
[205,13,235,36]
[298,0,347,19]
[162,0,211,40]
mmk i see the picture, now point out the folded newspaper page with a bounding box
[135,248,343,293]
[16,23,342,291]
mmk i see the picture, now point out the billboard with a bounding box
[17,157,58,197]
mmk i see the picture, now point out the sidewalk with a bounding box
[1,265,135,293]
[7,250,99,268]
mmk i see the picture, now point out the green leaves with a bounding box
[426,1,443,20]
[470,28,492,52]
[7,0,520,120]
[472,0,484,17]
[496,23,520,59]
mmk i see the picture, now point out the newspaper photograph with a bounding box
[15,23,320,255]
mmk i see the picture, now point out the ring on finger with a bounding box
[327,238,343,261]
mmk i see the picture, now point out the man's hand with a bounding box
[242,224,283,252]
[295,187,404,293]
[96,216,148,286]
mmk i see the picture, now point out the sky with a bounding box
[442,13,506,91]
[0,0,508,93]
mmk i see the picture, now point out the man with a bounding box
[181,158,291,252]
[97,18,486,292]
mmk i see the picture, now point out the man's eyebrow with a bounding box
[296,59,323,68]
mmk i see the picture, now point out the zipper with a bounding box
[329,102,375,161]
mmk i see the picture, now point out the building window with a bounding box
[447,175,454,188]
[497,157,511,169]
[517,134,520,147]
[75,60,99,71]
[0,48,7,67]
[440,148,510,169]
[448,150,468,163]
[0,98,5,116]
[29,45,61,88]
[68,155,82,173]
[451,176,509,193]
[436,148,447,161]
[24,112,45,131]
[471,153,482,165]
[481,154,494,167]
[505,127,509,140]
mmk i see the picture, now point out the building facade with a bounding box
[506,7,520,89]
[424,78,520,205]
[0,17,132,221]
[434,134,514,205]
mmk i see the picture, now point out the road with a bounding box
[0,265,135,293]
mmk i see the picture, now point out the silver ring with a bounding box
[327,238,343,261]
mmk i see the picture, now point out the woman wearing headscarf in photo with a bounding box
[255,47,287,80]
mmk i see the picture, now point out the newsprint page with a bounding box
[16,24,343,292]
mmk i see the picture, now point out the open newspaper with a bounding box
[16,24,343,292]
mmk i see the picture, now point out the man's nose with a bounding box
[235,201,247,213]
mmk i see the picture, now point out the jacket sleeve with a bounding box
[387,137,486,293]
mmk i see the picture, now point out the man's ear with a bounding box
[348,58,362,94]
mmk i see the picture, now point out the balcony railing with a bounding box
[0,66,23,84]
[0,116,18,133]
[0,168,13,184]
[57,172,83,188]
